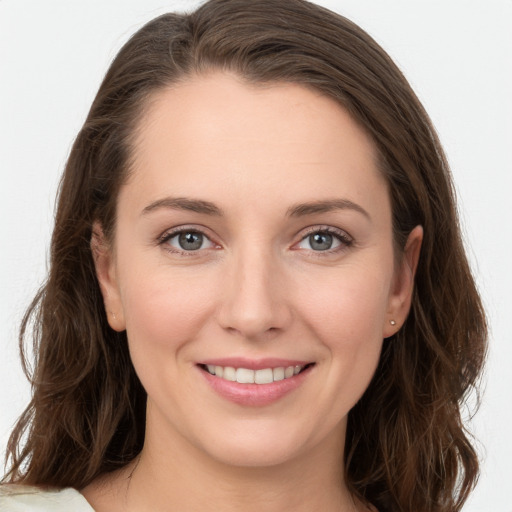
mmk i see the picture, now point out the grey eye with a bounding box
[163,229,216,253]
[177,232,204,251]
[296,230,346,252]
[308,232,334,251]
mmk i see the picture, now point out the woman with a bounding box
[1,0,487,511]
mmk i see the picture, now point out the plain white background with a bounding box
[1,1,510,510]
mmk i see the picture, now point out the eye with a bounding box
[161,229,216,252]
[296,228,352,252]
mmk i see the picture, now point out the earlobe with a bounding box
[383,225,423,338]
[91,222,126,332]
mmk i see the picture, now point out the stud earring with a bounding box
[389,319,396,326]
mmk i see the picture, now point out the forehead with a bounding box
[125,72,388,219]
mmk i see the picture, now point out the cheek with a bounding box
[118,266,222,417]
[295,263,391,401]
[297,262,391,341]
[119,265,217,354]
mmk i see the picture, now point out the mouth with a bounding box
[197,358,316,406]
[198,362,315,384]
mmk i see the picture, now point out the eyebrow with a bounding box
[286,199,371,219]
[142,197,223,216]
[141,196,370,220]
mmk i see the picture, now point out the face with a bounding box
[95,73,421,470]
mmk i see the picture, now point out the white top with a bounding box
[0,485,94,511]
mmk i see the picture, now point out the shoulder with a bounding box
[0,484,94,511]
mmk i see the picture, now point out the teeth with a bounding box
[284,366,294,379]
[255,368,273,384]
[223,366,236,381]
[236,368,255,384]
[273,367,285,381]
[204,364,309,384]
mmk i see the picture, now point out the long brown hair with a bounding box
[4,1,487,511]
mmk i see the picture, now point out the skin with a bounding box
[85,73,422,512]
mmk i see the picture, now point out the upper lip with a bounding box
[197,357,313,370]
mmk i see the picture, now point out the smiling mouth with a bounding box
[199,363,315,384]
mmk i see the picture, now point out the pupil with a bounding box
[179,232,203,250]
[310,232,332,251]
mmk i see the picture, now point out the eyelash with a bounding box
[157,225,353,256]
[157,226,219,256]
[295,226,353,254]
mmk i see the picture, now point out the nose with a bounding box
[217,246,293,341]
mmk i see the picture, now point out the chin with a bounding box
[190,417,343,470]
[207,438,306,469]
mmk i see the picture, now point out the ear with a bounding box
[383,225,423,338]
[91,221,126,332]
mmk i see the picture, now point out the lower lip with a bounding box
[199,366,313,407]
